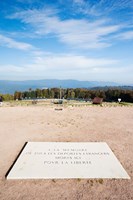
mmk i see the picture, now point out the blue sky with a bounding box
[0,0,133,84]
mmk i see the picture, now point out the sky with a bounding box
[0,0,133,84]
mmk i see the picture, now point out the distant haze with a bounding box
[0,79,126,94]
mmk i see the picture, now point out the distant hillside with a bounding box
[91,86,133,90]
[0,79,125,94]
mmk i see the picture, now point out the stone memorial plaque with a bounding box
[7,142,130,179]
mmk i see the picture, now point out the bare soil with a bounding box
[0,105,133,200]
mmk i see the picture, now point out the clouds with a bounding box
[0,0,132,83]
[71,0,133,15]
[0,34,33,50]
[32,54,118,71]
[0,52,118,72]
[0,53,119,80]
[118,31,133,40]
[0,52,131,84]
[6,0,133,50]
[8,8,122,49]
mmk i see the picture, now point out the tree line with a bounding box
[0,93,14,101]
[0,88,133,102]
[12,88,133,103]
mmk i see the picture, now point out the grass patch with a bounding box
[119,102,133,106]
